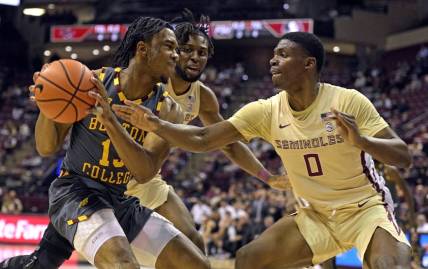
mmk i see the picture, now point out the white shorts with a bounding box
[73,209,180,267]
[295,197,410,264]
[126,175,171,210]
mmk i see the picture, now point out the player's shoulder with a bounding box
[93,66,118,74]
[196,80,213,95]
[93,66,117,82]
[260,91,283,106]
[323,82,364,101]
[239,92,280,114]
[323,82,355,94]
[197,80,219,106]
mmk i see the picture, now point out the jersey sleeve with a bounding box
[346,90,389,137]
[227,99,272,142]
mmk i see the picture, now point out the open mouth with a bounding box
[270,69,281,75]
[186,66,200,74]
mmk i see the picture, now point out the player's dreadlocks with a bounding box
[113,17,173,67]
[173,9,214,57]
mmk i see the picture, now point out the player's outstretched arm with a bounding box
[198,85,289,189]
[30,66,72,156]
[113,100,243,153]
[88,74,177,183]
[134,96,184,181]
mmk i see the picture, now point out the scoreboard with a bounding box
[51,24,128,43]
[210,19,313,39]
[50,19,313,43]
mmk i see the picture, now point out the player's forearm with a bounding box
[156,120,215,153]
[221,142,272,180]
[359,137,411,168]
[104,119,158,183]
[35,113,67,156]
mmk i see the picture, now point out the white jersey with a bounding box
[166,79,202,124]
[125,79,204,206]
[228,83,392,210]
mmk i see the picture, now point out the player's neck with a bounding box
[171,74,192,96]
[120,62,155,100]
[287,81,320,111]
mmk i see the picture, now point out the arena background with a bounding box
[1,0,428,268]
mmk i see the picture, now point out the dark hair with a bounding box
[113,17,173,67]
[173,9,214,57]
[282,32,325,73]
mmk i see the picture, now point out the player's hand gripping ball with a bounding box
[34,59,97,123]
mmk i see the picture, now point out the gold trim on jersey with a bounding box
[98,67,107,82]
[112,67,155,105]
[117,91,126,102]
[156,91,169,113]
[67,215,88,226]
[113,67,121,86]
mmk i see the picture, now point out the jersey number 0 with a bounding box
[303,154,323,176]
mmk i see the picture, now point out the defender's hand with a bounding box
[331,108,364,148]
[112,100,162,132]
[267,174,291,191]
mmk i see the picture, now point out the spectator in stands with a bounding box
[416,213,428,233]
[191,197,212,230]
[1,190,23,214]
[251,215,274,239]
[202,210,221,255]
[233,214,252,254]
[249,189,268,224]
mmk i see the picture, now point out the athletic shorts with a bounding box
[48,174,152,245]
[125,174,171,210]
[295,196,410,264]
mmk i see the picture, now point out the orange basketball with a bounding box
[34,59,97,123]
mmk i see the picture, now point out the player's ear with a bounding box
[136,41,149,59]
[305,57,316,71]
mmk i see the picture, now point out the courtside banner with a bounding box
[0,214,49,244]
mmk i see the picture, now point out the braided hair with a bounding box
[113,17,173,67]
[173,9,214,57]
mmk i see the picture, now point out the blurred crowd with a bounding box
[0,47,428,259]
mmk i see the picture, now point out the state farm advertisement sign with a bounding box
[0,214,49,244]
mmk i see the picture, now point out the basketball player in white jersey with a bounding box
[114,32,412,269]
[125,10,287,252]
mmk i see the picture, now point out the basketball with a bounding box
[34,59,97,123]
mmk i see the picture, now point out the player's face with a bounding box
[269,39,309,91]
[147,28,179,83]
[176,34,209,82]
